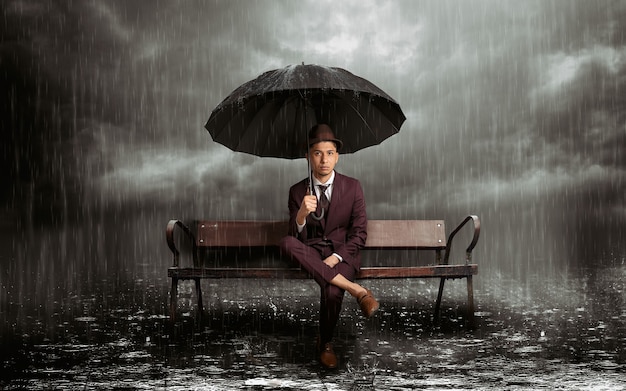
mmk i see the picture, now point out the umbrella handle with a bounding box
[308,186,325,221]
[310,208,324,221]
[307,154,325,221]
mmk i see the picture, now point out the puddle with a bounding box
[2,267,626,389]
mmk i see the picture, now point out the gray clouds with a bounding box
[2,0,625,273]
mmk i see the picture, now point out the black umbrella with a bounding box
[205,63,406,218]
[205,64,406,158]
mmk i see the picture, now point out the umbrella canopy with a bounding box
[205,64,406,158]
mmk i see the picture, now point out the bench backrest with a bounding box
[196,220,447,249]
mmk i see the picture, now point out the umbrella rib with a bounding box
[332,91,378,142]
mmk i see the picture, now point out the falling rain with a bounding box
[1,1,625,389]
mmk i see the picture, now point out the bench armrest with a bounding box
[166,220,198,267]
[443,215,480,265]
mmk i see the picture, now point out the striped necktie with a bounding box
[318,185,330,211]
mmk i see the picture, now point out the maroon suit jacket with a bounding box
[286,172,368,271]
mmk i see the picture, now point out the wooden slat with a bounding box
[365,220,446,248]
[169,267,309,279]
[197,221,288,247]
[356,265,477,279]
[168,264,477,280]
[196,220,446,249]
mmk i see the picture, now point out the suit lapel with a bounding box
[325,173,343,230]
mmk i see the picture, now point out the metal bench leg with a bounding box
[195,278,204,316]
[435,278,445,319]
[467,275,475,322]
[170,277,179,322]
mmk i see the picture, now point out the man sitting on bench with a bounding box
[279,124,380,369]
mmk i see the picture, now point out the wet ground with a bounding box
[2,262,626,390]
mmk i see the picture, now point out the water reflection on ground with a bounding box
[2,265,626,390]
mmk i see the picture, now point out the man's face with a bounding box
[308,141,339,180]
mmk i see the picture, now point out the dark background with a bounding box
[1,0,625,313]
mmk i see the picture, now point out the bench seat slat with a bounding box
[356,265,477,278]
[168,264,477,280]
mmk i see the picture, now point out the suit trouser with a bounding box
[279,236,356,345]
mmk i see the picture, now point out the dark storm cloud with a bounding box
[360,0,626,212]
[0,0,278,221]
[2,0,625,268]
[531,54,626,169]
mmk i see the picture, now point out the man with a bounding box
[279,123,379,369]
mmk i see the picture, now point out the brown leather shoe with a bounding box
[357,289,379,318]
[318,342,338,369]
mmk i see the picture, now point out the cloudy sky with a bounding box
[2,0,625,278]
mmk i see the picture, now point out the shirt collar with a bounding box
[312,170,335,187]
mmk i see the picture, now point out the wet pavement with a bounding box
[2,261,626,390]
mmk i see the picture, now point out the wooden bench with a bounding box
[166,216,480,322]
